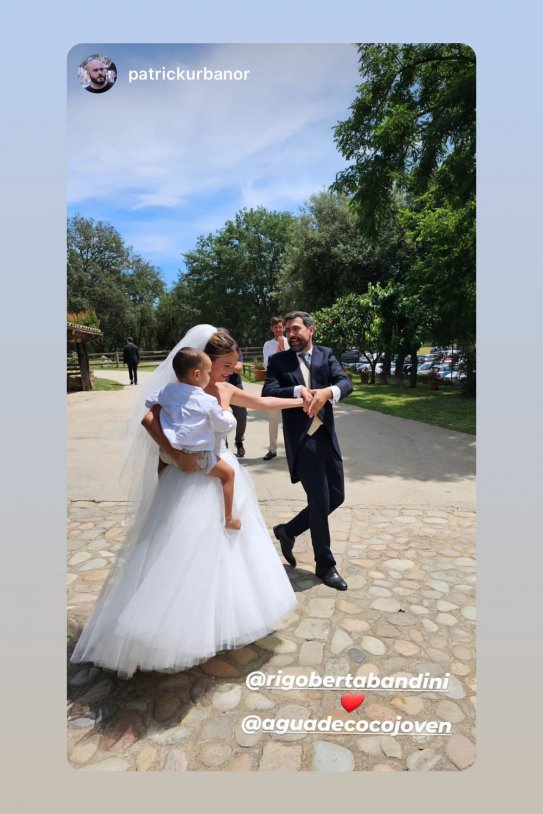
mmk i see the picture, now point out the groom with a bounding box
[262,311,353,590]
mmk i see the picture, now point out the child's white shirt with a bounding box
[145,382,236,450]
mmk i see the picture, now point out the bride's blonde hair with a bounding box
[204,329,239,359]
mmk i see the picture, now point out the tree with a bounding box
[154,281,201,351]
[178,207,294,345]
[333,44,476,393]
[277,191,409,313]
[314,285,430,387]
[67,216,165,351]
[370,283,429,388]
[68,215,128,309]
[124,257,166,347]
[333,43,475,233]
[314,293,385,384]
[400,198,476,391]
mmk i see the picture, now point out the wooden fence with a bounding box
[87,350,169,368]
[87,346,264,369]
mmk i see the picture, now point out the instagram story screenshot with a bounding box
[66,42,476,772]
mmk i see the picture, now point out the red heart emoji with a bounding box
[341,692,365,712]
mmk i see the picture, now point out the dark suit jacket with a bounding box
[123,341,139,365]
[262,345,353,483]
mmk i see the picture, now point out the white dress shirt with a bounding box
[292,348,341,404]
[263,336,290,367]
[146,382,236,451]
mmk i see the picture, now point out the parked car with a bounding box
[440,367,466,383]
[417,362,439,377]
[340,348,360,365]
[354,361,383,373]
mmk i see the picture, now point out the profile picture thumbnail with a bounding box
[78,54,117,94]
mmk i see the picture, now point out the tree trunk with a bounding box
[382,351,391,375]
[459,340,476,397]
[408,344,418,389]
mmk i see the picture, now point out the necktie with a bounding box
[299,352,311,369]
[298,352,322,436]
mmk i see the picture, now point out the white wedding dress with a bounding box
[70,420,297,679]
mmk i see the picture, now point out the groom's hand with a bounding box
[300,386,313,412]
[307,388,333,418]
[172,449,204,473]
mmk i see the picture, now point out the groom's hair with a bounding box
[284,311,314,329]
[172,347,207,380]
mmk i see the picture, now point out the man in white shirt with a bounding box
[262,316,289,460]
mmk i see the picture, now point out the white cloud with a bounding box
[68,44,359,210]
[68,44,360,283]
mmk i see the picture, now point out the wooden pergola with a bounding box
[67,322,103,391]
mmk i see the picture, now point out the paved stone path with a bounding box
[67,499,475,771]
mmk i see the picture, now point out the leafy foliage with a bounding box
[277,192,409,313]
[176,207,294,345]
[314,292,385,382]
[67,216,165,351]
[332,44,476,391]
[333,43,475,232]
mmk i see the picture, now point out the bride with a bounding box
[70,325,300,679]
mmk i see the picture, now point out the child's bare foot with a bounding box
[225,516,241,531]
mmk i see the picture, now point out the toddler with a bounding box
[145,347,241,530]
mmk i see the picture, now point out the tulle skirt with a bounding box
[70,450,297,678]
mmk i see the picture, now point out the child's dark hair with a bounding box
[172,347,207,380]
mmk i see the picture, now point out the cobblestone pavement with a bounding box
[67,500,475,772]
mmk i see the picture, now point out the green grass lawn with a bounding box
[344,381,475,434]
[244,374,475,434]
[92,377,124,391]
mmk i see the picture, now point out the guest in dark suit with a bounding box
[227,350,248,458]
[123,337,140,385]
[262,311,353,590]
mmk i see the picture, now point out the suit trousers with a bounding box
[284,426,344,571]
[231,404,247,445]
[127,361,138,384]
[268,410,280,452]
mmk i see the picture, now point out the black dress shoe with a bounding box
[263,451,277,461]
[235,442,246,458]
[316,567,348,591]
[273,524,297,567]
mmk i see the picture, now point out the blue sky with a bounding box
[67,44,361,288]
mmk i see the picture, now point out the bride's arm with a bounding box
[141,405,203,473]
[229,388,303,411]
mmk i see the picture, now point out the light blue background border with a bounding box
[2,0,541,807]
